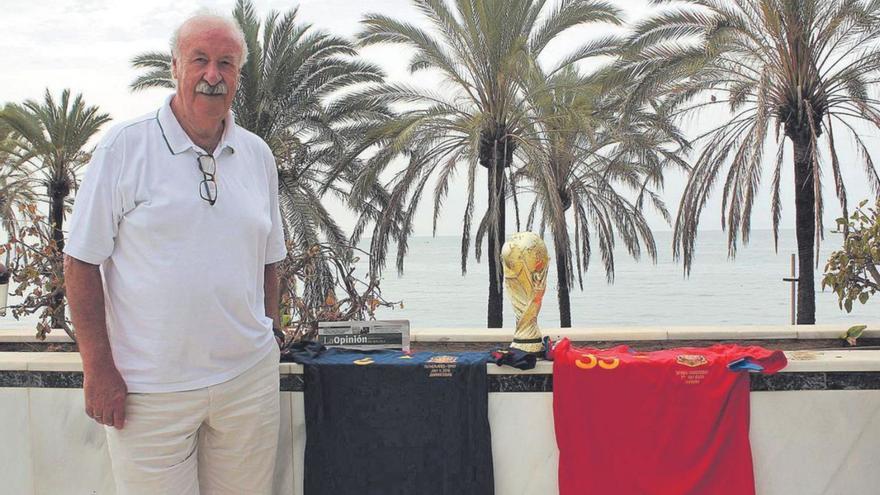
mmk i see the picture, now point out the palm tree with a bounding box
[0,90,111,327]
[354,0,623,327]
[0,120,37,241]
[514,65,688,326]
[618,0,880,324]
[131,0,393,308]
[0,164,36,243]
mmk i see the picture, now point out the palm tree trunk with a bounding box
[487,159,506,328]
[792,136,816,324]
[48,183,66,329]
[554,235,571,327]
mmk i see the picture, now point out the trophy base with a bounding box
[510,338,544,354]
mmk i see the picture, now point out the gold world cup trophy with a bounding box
[501,232,549,354]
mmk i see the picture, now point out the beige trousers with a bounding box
[106,347,281,495]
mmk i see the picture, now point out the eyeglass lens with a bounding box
[198,154,217,205]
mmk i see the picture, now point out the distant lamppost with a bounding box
[782,254,797,325]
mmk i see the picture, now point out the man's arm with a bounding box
[264,262,282,346]
[64,255,127,429]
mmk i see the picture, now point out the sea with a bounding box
[351,229,877,328]
[1,229,876,331]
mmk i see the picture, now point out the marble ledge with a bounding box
[325,324,879,342]
[4,350,880,374]
[3,370,880,392]
[0,327,75,343]
[2,323,878,345]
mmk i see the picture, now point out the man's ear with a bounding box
[171,57,179,82]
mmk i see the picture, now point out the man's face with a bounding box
[171,22,242,125]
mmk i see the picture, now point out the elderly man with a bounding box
[64,13,286,495]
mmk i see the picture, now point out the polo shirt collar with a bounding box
[157,94,239,155]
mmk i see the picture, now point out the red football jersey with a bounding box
[551,339,787,495]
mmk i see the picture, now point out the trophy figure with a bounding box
[501,232,549,354]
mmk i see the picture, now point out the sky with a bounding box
[1,0,877,239]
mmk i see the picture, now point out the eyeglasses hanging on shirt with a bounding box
[197,154,217,206]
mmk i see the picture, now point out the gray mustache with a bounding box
[195,80,228,95]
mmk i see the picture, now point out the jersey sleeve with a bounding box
[264,150,287,264]
[548,337,572,361]
[725,345,788,374]
[64,142,127,265]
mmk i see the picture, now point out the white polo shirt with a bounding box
[65,96,287,393]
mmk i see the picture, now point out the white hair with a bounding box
[170,11,249,68]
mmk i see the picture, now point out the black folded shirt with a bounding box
[287,344,495,495]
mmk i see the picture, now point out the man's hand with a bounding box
[84,365,128,429]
